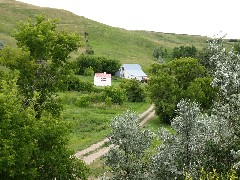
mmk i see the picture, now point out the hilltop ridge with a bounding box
[0,0,211,69]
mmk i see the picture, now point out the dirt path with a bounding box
[74,105,155,165]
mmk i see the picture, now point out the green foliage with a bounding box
[197,39,226,73]
[0,40,5,50]
[0,15,82,119]
[198,47,216,71]
[151,99,238,179]
[0,71,89,179]
[105,96,112,106]
[148,58,210,123]
[185,168,238,180]
[63,74,95,92]
[186,78,218,109]
[233,42,240,55]
[172,45,198,59]
[75,95,90,108]
[153,46,168,62]
[103,110,154,179]
[148,72,179,124]
[103,86,126,105]
[14,15,82,62]
[76,55,120,75]
[84,66,94,76]
[120,79,146,102]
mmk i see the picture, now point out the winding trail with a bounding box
[74,105,155,165]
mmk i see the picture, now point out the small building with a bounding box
[94,72,111,86]
[115,64,148,81]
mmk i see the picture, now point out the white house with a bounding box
[115,64,148,81]
[94,72,111,86]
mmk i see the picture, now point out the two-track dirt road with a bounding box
[74,105,155,165]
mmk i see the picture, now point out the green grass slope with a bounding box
[1,0,212,70]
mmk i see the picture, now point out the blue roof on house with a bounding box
[121,64,142,70]
[127,70,147,77]
[121,64,147,77]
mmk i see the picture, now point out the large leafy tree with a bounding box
[148,58,215,123]
[11,15,82,118]
[0,70,89,179]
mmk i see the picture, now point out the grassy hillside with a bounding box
[0,0,223,71]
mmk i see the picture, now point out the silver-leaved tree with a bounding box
[103,110,154,179]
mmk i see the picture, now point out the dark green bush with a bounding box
[65,74,94,92]
[84,67,94,76]
[120,79,146,102]
[75,95,90,108]
[103,86,126,105]
[76,55,120,75]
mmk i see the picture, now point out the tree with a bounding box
[172,45,197,59]
[186,77,218,110]
[210,38,240,139]
[151,100,236,179]
[11,15,82,118]
[0,69,89,179]
[148,72,179,124]
[103,110,154,179]
[148,58,211,123]
[76,55,120,75]
[153,46,168,62]
[151,38,240,179]
[197,38,224,73]
[120,79,146,102]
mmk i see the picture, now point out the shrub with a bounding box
[105,96,112,106]
[83,67,94,76]
[103,86,126,105]
[65,74,94,92]
[120,79,146,102]
[75,95,90,108]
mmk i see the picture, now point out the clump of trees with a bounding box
[148,57,217,123]
[75,55,120,75]
[172,45,198,59]
[103,37,240,179]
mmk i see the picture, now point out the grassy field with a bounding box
[60,91,151,151]
[59,74,151,151]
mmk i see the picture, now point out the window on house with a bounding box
[101,78,107,81]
